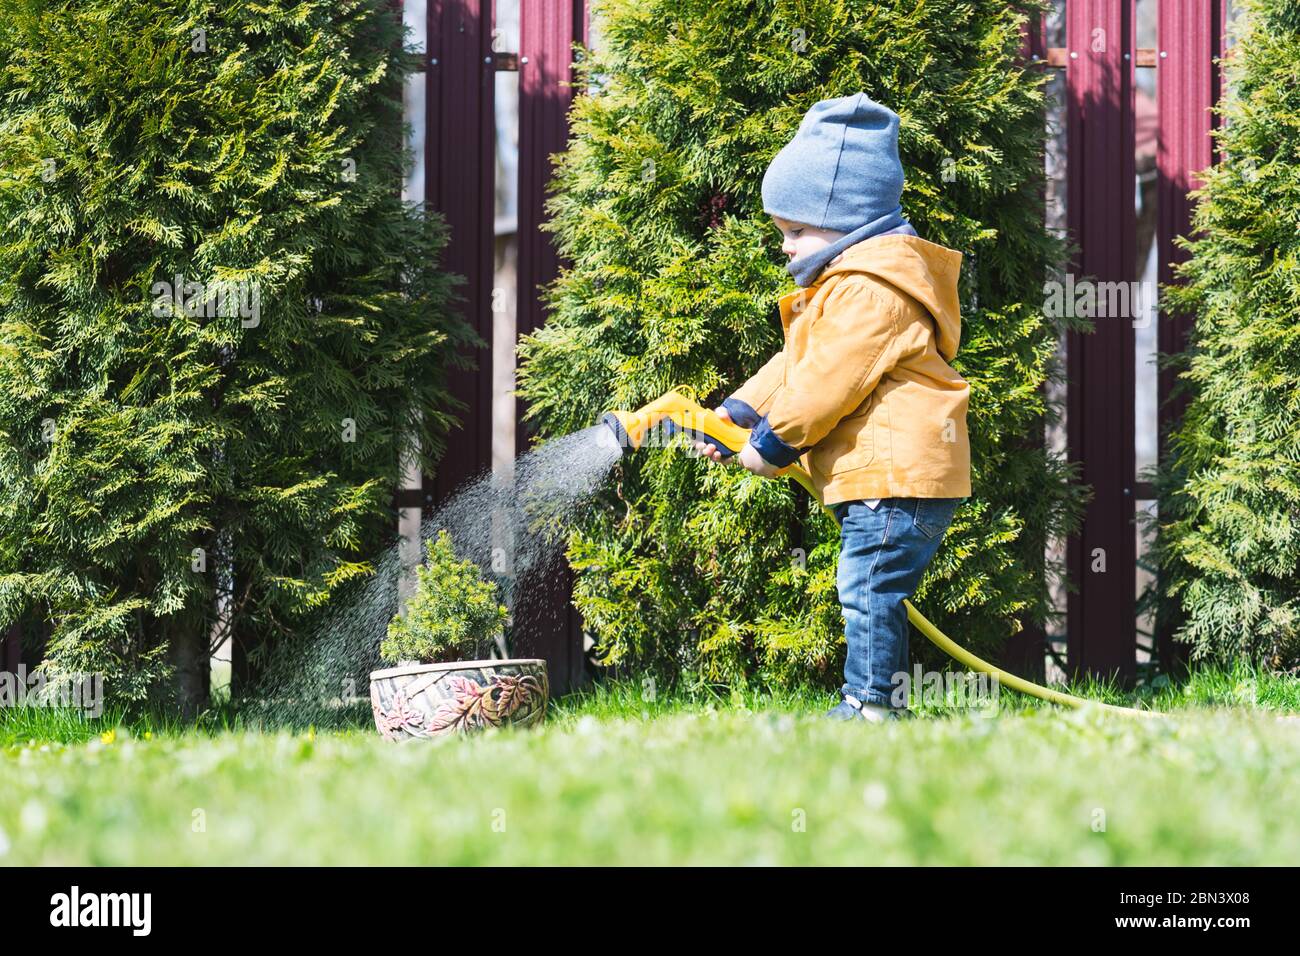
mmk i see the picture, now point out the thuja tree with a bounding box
[1143,0,1300,670]
[0,0,474,711]
[516,0,1089,692]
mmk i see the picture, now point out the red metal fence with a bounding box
[1063,0,1139,683]
[1153,0,1227,676]
[510,1,590,692]
[1052,0,1226,682]
[412,0,588,693]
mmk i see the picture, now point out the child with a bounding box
[694,92,971,723]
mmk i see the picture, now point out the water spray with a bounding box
[599,390,1161,719]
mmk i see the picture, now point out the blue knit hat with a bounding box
[763,91,905,231]
[762,92,911,286]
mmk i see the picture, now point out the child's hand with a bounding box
[692,406,733,464]
[691,406,780,478]
[735,441,781,478]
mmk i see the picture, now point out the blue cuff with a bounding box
[748,415,804,469]
[720,396,761,429]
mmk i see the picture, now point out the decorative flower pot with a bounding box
[369,659,549,740]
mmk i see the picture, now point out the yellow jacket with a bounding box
[728,234,972,506]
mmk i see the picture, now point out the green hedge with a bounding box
[0,0,475,709]
[516,0,1088,692]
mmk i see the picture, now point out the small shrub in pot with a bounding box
[369,531,548,740]
[380,530,509,666]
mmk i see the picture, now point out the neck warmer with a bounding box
[786,212,916,288]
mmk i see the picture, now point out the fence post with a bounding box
[427,0,496,505]
[512,0,590,694]
[1065,0,1138,685]
[1154,0,1226,677]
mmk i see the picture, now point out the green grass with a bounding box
[548,656,1300,722]
[4,658,1292,747]
[1,664,1298,865]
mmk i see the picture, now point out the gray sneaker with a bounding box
[823,694,903,723]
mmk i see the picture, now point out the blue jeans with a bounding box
[831,497,964,709]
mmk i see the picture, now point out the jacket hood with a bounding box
[814,234,963,361]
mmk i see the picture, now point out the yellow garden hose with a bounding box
[601,389,1164,718]
[902,599,1161,718]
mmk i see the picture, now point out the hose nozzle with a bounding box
[598,389,822,503]
[600,390,751,458]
